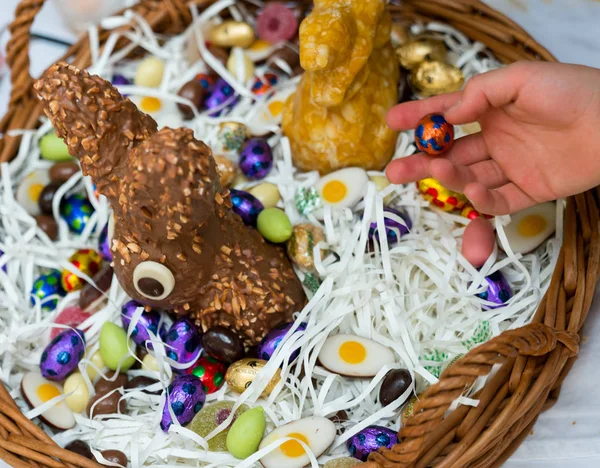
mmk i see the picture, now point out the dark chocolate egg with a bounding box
[177,80,206,120]
[202,326,245,363]
[99,449,127,467]
[346,425,399,462]
[476,270,512,310]
[121,299,162,347]
[65,440,93,459]
[368,208,412,246]
[30,270,66,312]
[160,374,206,432]
[164,318,202,370]
[38,182,62,215]
[239,138,273,180]
[60,193,94,234]
[379,369,413,406]
[258,321,307,361]
[98,224,112,262]
[185,355,228,394]
[205,78,239,117]
[229,189,264,227]
[40,328,86,381]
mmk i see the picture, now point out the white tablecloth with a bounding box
[1,0,599,466]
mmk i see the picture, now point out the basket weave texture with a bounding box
[0,1,597,467]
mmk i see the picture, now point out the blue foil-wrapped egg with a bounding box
[60,194,94,234]
[346,425,399,462]
[476,270,512,310]
[40,328,86,381]
[205,78,239,117]
[121,299,162,347]
[160,374,206,432]
[30,270,66,312]
[368,208,412,246]
[258,321,307,361]
[164,318,202,371]
[239,139,273,180]
[229,189,264,226]
[98,224,112,262]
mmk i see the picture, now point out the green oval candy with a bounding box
[99,322,136,371]
[257,208,293,243]
[39,132,72,162]
[226,406,266,459]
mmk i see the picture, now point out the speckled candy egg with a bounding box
[239,139,273,180]
[252,73,278,96]
[98,223,112,262]
[205,78,239,117]
[476,270,512,309]
[60,194,95,234]
[160,374,206,432]
[121,299,162,347]
[40,328,86,381]
[30,270,66,312]
[186,356,228,394]
[258,322,307,361]
[286,224,325,272]
[346,425,399,462]
[218,122,249,153]
[188,401,249,451]
[414,113,454,156]
[61,249,102,293]
[417,178,468,212]
[229,189,264,226]
[368,208,412,246]
[164,318,202,370]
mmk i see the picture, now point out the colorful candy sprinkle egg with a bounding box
[252,73,278,95]
[347,425,398,462]
[40,328,86,381]
[258,321,307,361]
[218,122,249,153]
[30,270,66,312]
[476,270,513,310]
[368,208,412,246]
[61,249,102,293]
[229,189,264,226]
[121,299,162,347]
[164,318,202,371]
[414,113,454,156]
[160,374,206,432]
[60,193,94,234]
[186,356,228,394]
[417,178,468,212]
[239,138,274,180]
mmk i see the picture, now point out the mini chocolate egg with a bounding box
[258,321,307,361]
[417,178,468,212]
[177,80,206,120]
[286,223,325,272]
[205,78,239,117]
[503,202,556,254]
[202,326,245,363]
[411,61,465,97]
[121,299,162,347]
[185,355,228,394]
[100,450,127,467]
[476,270,512,309]
[60,193,94,234]
[218,122,250,153]
[65,440,93,459]
[209,20,255,48]
[256,3,298,44]
[239,138,273,180]
[16,169,51,216]
[61,249,103,293]
[98,223,112,262]
[227,47,255,82]
[134,57,165,88]
[318,335,396,377]
[40,328,86,381]
[462,218,496,267]
[259,417,336,468]
[78,265,113,312]
[131,95,181,130]
[21,371,75,430]
[30,270,66,312]
[396,38,447,70]
[346,425,398,462]
[225,358,281,394]
[315,168,368,212]
[368,208,412,246]
[229,189,264,226]
[188,401,249,451]
[160,374,206,432]
[252,72,278,96]
[36,215,59,241]
[269,44,301,74]
[164,318,202,370]
[379,369,413,406]
[63,372,90,413]
[214,155,238,188]
[415,113,454,156]
[324,458,361,468]
[38,182,62,215]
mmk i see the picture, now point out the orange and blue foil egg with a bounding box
[414,113,454,156]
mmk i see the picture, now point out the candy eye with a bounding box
[133,261,175,300]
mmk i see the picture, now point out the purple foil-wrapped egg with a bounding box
[40,329,86,381]
[205,79,239,117]
[164,318,202,371]
[258,321,307,361]
[346,425,399,462]
[121,299,162,347]
[368,208,412,246]
[238,139,273,180]
[98,224,112,262]
[112,74,131,86]
[229,189,264,226]
[160,374,206,432]
[476,270,512,310]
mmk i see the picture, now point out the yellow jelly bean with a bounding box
[227,48,255,82]
[369,175,394,205]
[142,353,160,372]
[86,350,105,381]
[134,57,165,88]
[248,183,281,209]
[63,372,89,413]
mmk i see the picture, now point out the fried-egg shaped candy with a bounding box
[315,168,368,212]
[259,417,336,468]
[414,113,454,156]
[248,87,295,135]
[131,95,182,130]
[346,425,398,462]
[30,270,66,312]
[417,177,468,212]
[21,371,75,430]
[16,169,50,216]
[476,270,512,309]
[318,335,396,377]
[40,328,86,381]
[503,202,556,254]
[61,248,102,293]
[160,374,206,432]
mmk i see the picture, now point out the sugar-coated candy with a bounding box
[63,372,89,413]
[188,401,249,451]
[186,356,227,394]
[347,425,398,461]
[395,38,447,70]
[36,215,59,241]
[61,249,102,293]
[31,270,66,312]
[218,122,249,153]
[462,218,496,267]
[40,328,86,381]
[99,322,136,371]
[121,299,162,347]
[134,57,164,88]
[202,326,245,363]
[98,223,112,262]
[227,47,255,82]
[401,395,418,424]
[239,138,273,180]
[258,321,307,361]
[415,113,455,155]
[225,358,281,395]
[295,187,322,216]
[40,131,72,161]
[16,169,50,216]
[205,78,239,117]
[60,193,95,234]
[38,182,62,215]
[368,208,412,246]
[209,20,255,48]
[476,270,512,309]
[369,175,393,205]
[85,350,105,381]
[417,177,468,212]
[257,3,298,44]
[252,73,278,95]
[177,80,206,120]
[411,61,464,97]
[257,208,293,243]
[226,406,266,459]
[21,371,75,430]
[229,189,264,226]
[248,183,280,209]
[160,374,206,432]
[379,369,413,406]
[50,306,90,340]
[286,223,325,272]
[164,318,202,370]
[142,353,160,372]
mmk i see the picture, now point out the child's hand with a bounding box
[385,62,600,215]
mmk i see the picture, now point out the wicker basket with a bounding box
[0,0,597,467]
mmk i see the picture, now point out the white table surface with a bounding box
[1,0,600,467]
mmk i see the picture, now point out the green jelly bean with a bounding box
[226,406,266,459]
[257,208,293,243]
[39,132,72,161]
[99,322,136,371]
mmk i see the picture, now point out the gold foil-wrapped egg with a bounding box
[396,38,447,70]
[410,60,465,97]
[417,178,468,212]
[286,223,325,272]
[214,155,238,188]
[225,358,281,395]
[209,21,255,48]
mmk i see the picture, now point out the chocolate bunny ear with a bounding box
[34,62,158,201]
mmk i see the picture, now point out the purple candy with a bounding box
[205,79,239,117]
[160,374,206,432]
[98,224,112,262]
[40,329,86,381]
[0,249,6,273]
[476,270,512,310]
[258,321,307,361]
[112,74,131,86]
[346,425,399,462]
[229,189,264,226]
[121,300,162,347]
[238,139,273,180]
[368,208,411,246]
[164,318,202,371]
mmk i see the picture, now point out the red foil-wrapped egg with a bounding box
[415,113,454,156]
[186,356,228,394]
[417,178,468,212]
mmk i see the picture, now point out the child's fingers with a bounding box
[444,133,488,166]
[386,153,435,184]
[386,92,462,130]
[429,159,508,193]
[465,182,535,216]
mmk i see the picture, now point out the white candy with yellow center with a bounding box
[318,335,396,377]
[132,95,181,130]
[16,169,51,216]
[504,202,556,254]
[21,371,75,430]
[315,167,368,210]
[248,87,295,135]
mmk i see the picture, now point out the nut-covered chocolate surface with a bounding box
[35,63,306,345]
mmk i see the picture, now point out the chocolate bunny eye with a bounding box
[133,261,175,300]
